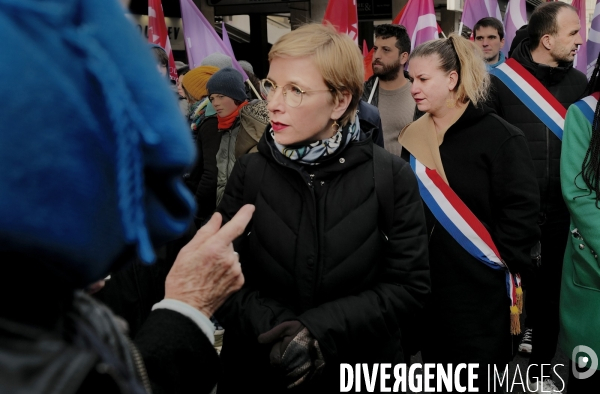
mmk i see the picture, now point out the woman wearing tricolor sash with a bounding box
[559,55,600,392]
[399,34,540,392]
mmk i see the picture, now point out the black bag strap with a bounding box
[372,145,394,238]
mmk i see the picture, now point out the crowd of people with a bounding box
[1,0,599,393]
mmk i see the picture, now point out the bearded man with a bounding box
[362,24,415,156]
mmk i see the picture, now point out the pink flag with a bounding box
[572,0,587,74]
[461,0,502,30]
[148,0,178,82]
[322,0,359,45]
[179,0,247,79]
[398,0,439,51]
[587,0,600,78]
[503,0,527,57]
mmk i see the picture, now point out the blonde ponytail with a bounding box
[410,33,489,107]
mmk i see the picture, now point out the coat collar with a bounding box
[256,119,377,179]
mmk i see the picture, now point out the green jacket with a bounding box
[215,100,270,207]
[215,120,241,208]
[559,98,600,369]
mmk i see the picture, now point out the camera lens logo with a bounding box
[572,346,599,380]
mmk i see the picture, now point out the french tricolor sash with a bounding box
[410,155,523,334]
[573,92,600,125]
[490,58,567,140]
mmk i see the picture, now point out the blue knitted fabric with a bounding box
[0,0,195,286]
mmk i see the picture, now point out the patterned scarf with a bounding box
[270,115,360,165]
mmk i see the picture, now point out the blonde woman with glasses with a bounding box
[214,24,430,393]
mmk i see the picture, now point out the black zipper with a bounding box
[266,139,321,305]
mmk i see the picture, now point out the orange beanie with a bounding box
[182,65,219,101]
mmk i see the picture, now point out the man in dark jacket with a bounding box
[487,3,586,393]
[362,24,415,156]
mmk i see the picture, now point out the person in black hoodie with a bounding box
[215,23,430,394]
[399,33,540,392]
[487,3,587,392]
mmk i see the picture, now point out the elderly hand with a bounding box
[165,204,254,318]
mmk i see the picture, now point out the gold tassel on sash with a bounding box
[516,285,524,314]
[510,305,521,335]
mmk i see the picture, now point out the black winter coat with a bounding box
[402,104,540,367]
[215,123,430,393]
[186,116,220,224]
[488,39,587,223]
[0,257,220,394]
[357,100,385,148]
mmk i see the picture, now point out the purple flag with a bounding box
[587,0,600,78]
[461,0,502,30]
[221,22,249,79]
[503,0,527,57]
[179,0,247,79]
[222,21,233,53]
[398,0,438,52]
[572,0,587,74]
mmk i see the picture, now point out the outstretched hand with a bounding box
[165,204,255,318]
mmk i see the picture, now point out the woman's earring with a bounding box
[331,120,339,130]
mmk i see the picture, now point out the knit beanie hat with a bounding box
[0,0,195,288]
[200,53,232,70]
[238,60,254,76]
[182,65,219,101]
[207,67,247,102]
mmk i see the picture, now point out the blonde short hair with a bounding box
[410,33,489,107]
[269,23,364,127]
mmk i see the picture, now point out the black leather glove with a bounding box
[258,321,325,388]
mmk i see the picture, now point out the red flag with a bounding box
[364,48,374,81]
[148,0,178,82]
[362,39,368,57]
[322,0,359,44]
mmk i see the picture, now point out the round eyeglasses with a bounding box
[260,78,333,108]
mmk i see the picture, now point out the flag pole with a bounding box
[458,21,464,36]
[246,79,262,100]
[367,77,379,104]
[440,30,447,39]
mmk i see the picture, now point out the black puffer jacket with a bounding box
[215,122,430,393]
[488,39,587,223]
